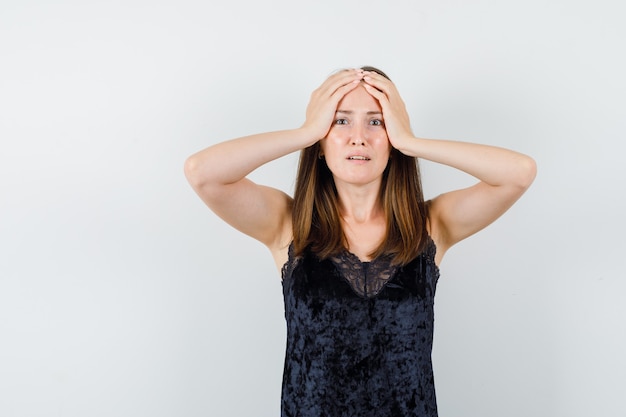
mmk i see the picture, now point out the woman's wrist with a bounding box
[294,125,326,148]
[392,135,422,157]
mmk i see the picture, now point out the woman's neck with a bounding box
[335,181,383,223]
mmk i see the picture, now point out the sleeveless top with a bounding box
[281,238,440,417]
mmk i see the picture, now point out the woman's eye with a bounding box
[335,119,348,125]
[370,119,383,126]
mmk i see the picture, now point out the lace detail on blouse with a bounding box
[282,239,438,299]
[329,251,398,298]
[281,243,301,282]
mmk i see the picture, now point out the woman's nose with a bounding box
[350,126,366,145]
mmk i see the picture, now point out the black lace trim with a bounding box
[282,238,437,299]
[329,251,398,298]
[281,243,301,281]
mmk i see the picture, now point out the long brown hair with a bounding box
[292,66,429,265]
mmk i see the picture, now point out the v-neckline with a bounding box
[329,250,398,298]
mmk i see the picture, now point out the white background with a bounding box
[1,0,625,416]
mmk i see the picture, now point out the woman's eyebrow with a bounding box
[335,110,383,115]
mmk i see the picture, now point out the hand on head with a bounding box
[360,70,415,152]
[303,68,415,153]
[301,69,365,143]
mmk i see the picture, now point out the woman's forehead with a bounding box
[336,85,382,113]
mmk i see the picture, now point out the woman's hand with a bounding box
[301,69,364,144]
[361,71,416,153]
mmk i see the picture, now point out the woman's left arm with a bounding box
[400,137,536,254]
[362,71,537,255]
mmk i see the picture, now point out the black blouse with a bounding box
[281,238,440,417]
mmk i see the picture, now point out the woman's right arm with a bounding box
[184,129,315,249]
[184,69,365,250]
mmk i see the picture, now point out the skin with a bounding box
[319,84,392,261]
[184,69,537,270]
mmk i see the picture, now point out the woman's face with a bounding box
[320,85,391,188]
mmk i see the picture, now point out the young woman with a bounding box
[184,67,536,417]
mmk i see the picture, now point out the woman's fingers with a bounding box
[303,69,364,139]
[362,82,387,104]
[308,69,362,115]
[362,71,401,102]
[316,68,363,99]
[362,71,414,149]
[331,76,362,100]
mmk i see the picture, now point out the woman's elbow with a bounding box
[516,155,537,190]
[184,154,205,189]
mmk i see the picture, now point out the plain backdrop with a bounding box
[1,0,625,416]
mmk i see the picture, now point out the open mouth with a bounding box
[347,156,371,161]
